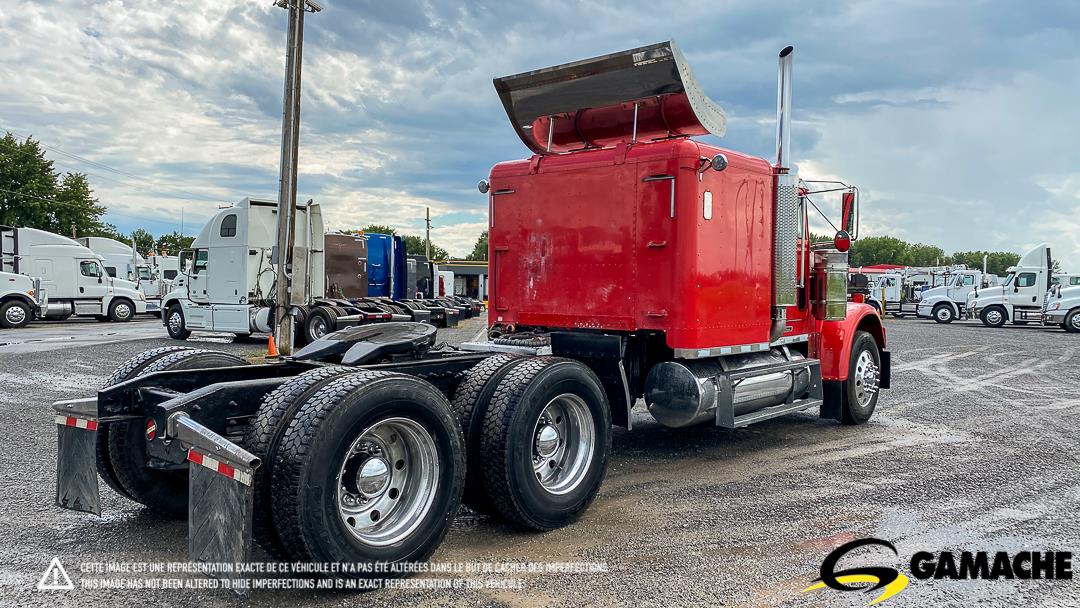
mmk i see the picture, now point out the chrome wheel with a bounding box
[5,305,26,325]
[853,350,879,407]
[531,394,595,495]
[337,417,439,547]
[985,309,1003,325]
[168,310,183,334]
[115,302,132,320]
[1071,314,1080,331]
[935,307,952,322]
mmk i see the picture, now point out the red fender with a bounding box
[817,303,886,381]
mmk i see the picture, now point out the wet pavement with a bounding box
[2,315,1078,606]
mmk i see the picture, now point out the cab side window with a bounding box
[962,275,974,286]
[80,261,102,278]
[164,270,178,280]
[1016,272,1036,288]
[220,214,238,238]
[1072,277,1080,286]
[192,250,209,274]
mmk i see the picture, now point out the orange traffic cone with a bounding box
[266,335,279,358]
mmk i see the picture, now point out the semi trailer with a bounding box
[52,42,889,580]
[1,226,147,322]
[968,244,1052,327]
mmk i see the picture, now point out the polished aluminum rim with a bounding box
[5,305,26,325]
[115,302,132,319]
[337,417,439,547]
[985,309,1003,325]
[853,350,879,407]
[1071,314,1080,331]
[531,394,595,495]
[935,307,951,321]
[168,310,183,333]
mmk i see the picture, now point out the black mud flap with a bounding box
[173,415,260,582]
[879,350,891,389]
[53,397,101,515]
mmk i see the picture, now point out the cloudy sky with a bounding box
[1,0,1078,266]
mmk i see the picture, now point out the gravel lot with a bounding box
[2,314,1078,606]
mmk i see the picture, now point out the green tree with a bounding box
[466,230,488,261]
[156,231,194,254]
[1050,258,1063,274]
[848,236,913,267]
[130,228,155,254]
[357,224,397,236]
[907,243,946,267]
[401,234,449,260]
[0,133,107,236]
[947,251,1021,276]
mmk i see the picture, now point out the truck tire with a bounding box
[243,365,356,559]
[96,346,196,502]
[106,349,248,517]
[932,304,954,324]
[304,307,336,343]
[108,298,135,322]
[0,300,32,328]
[449,354,524,513]
[841,331,881,425]
[477,357,610,531]
[980,306,1007,328]
[271,371,465,574]
[165,304,191,339]
[1065,309,1080,334]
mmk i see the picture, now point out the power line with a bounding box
[1,126,225,204]
[0,184,200,232]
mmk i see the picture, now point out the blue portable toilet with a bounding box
[366,233,407,298]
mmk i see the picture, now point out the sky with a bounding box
[1,0,1079,267]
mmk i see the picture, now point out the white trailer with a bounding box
[915,269,1000,323]
[967,243,1051,327]
[1,226,147,322]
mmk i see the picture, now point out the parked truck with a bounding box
[1,226,147,322]
[51,43,888,580]
[0,270,46,328]
[967,243,1052,327]
[160,198,395,343]
[1043,284,1080,332]
[915,269,1000,323]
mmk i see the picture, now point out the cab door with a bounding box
[77,259,108,300]
[1007,270,1041,309]
[185,250,210,304]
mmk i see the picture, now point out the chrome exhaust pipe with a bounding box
[775,45,794,170]
[772,45,798,335]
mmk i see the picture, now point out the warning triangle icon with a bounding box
[37,557,74,591]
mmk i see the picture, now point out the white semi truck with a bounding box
[77,236,144,282]
[0,270,46,328]
[967,243,1051,327]
[915,269,1000,323]
[1,226,147,322]
[1043,284,1080,332]
[161,198,392,342]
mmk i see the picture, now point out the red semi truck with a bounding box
[52,42,888,578]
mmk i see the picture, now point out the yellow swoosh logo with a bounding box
[803,573,909,605]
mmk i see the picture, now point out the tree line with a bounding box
[812,234,1059,276]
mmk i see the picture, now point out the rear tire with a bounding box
[841,331,881,425]
[0,300,32,328]
[166,304,190,339]
[106,349,247,517]
[932,304,954,324]
[980,306,1007,328]
[477,358,610,531]
[449,354,524,514]
[271,371,465,575]
[97,346,196,501]
[243,365,356,559]
[304,307,335,344]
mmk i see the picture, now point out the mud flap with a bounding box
[53,397,102,515]
[173,415,260,574]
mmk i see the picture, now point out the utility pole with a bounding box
[425,207,431,260]
[272,0,321,356]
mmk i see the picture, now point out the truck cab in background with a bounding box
[1044,284,1080,332]
[968,243,1051,327]
[916,269,1000,323]
[1052,273,1080,288]
[0,270,46,328]
[1,226,146,323]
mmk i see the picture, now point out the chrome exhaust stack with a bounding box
[772,46,798,341]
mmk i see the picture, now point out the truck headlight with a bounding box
[1049,302,1060,311]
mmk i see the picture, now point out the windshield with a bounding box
[1003,272,1015,287]
[138,266,151,280]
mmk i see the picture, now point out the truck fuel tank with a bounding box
[645,349,818,429]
